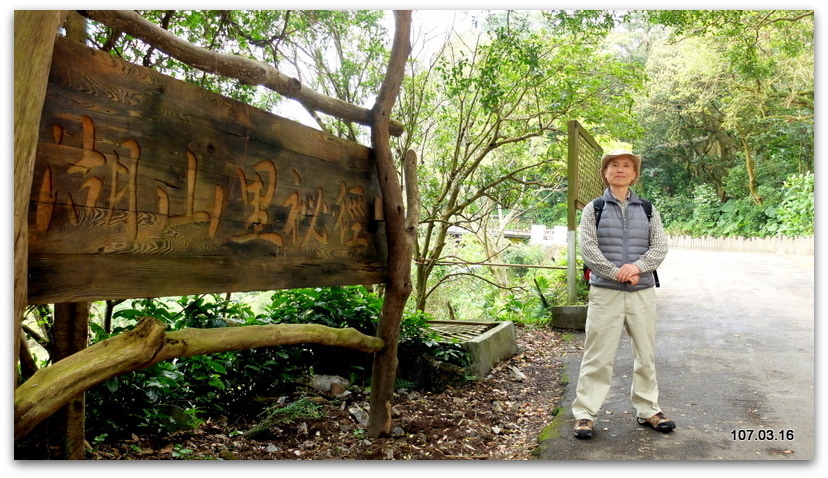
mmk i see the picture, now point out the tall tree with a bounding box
[366,11,414,437]
[635,32,740,199]
[395,11,642,314]
[277,10,390,141]
[636,10,814,206]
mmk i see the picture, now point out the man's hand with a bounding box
[616,263,641,284]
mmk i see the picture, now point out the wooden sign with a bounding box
[567,120,604,213]
[27,37,387,304]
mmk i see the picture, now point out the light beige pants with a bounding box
[572,286,662,421]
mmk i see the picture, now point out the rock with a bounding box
[330,382,348,396]
[348,405,369,426]
[301,374,351,394]
[508,365,526,381]
[218,449,238,460]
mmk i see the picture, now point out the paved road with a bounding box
[537,248,815,461]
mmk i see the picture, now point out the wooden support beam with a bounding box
[14,9,68,386]
[46,302,89,459]
[14,318,384,441]
[366,10,413,438]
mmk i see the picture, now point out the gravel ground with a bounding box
[89,326,579,461]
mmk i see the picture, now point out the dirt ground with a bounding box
[88,326,579,461]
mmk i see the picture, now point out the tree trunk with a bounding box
[14,10,68,386]
[46,302,90,459]
[414,218,452,313]
[18,334,39,381]
[14,318,384,441]
[366,11,412,438]
[44,16,93,459]
[740,136,763,205]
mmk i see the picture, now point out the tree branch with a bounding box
[14,317,384,441]
[79,10,405,136]
[367,10,413,438]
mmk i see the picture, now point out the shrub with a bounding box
[83,287,470,441]
[86,295,304,439]
[776,171,814,236]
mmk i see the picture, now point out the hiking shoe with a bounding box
[573,418,594,439]
[637,412,675,432]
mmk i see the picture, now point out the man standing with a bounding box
[572,149,674,439]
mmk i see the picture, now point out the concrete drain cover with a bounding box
[428,321,495,341]
[427,321,518,378]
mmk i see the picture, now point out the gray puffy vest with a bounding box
[589,189,655,291]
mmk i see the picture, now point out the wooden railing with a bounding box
[668,235,814,256]
[457,223,814,256]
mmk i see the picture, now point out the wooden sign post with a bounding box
[566,120,603,303]
[28,37,388,304]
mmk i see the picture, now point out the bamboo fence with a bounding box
[667,235,814,256]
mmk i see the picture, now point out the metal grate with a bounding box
[428,321,496,342]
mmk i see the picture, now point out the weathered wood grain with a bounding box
[79,10,404,137]
[28,37,387,303]
[15,10,68,385]
[29,253,387,304]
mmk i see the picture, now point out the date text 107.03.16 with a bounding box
[731,429,795,441]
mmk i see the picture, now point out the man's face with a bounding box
[604,157,637,187]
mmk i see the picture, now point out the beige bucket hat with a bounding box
[600,149,642,186]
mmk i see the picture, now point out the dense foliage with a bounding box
[77,288,466,443]
[396,11,646,314]
[630,11,814,237]
[81,9,813,319]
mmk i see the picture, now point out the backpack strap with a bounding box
[639,198,660,287]
[593,198,605,227]
[641,198,652,221]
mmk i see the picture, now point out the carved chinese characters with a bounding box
[27,37,387,304]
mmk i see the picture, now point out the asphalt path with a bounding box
[537,248,815,461]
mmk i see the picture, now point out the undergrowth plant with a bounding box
[246,397,325,438]
[82,287,470,442]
